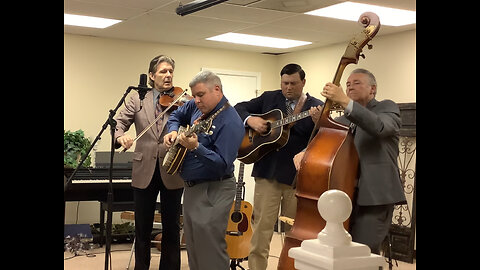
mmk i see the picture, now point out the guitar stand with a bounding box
[382,233,397,270]
[229,258,246,270]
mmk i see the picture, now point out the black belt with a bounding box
[184,174,234,187]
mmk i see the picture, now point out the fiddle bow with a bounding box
[120,88,188,152]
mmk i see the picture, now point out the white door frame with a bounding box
[201,67,261,97]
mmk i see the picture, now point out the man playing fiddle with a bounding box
[115,55,184,270]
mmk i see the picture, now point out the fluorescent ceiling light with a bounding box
[64,14,122,29]
[206,33,312,49]
[305,1,416,26]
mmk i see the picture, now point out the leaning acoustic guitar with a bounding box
[225,162,253,260]
[237,109,312,164]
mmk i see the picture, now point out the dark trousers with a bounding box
[133,163,184,270]
[350,204,394,254]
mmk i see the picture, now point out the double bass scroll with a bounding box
[277,12,380,270]
[310,11,380,142]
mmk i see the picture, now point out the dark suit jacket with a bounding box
[335,98,406,206]
[234,90,323,185]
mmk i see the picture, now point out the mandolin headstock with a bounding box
[192,119,214,136]
[341,12,381,65]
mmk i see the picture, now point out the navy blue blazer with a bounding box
[234,90,324,185]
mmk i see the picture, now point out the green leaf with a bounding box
[64,129,93,168]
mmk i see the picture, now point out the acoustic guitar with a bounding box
[225,162,253,259]
[237,108,312,164]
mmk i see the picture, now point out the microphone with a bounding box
[137,74,150,101]
[135,74,151,110]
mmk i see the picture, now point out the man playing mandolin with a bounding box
[234,63,323,270]
[164,70,244,270]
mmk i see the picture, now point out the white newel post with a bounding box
[288,189,386,270]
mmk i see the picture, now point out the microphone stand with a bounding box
[64,75,150,270]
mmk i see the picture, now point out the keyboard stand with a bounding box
[98,201,161,247]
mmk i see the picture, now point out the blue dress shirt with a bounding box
[166,96,244,182]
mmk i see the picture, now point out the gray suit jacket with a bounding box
[114,90,184,189]
[335,98,406,206]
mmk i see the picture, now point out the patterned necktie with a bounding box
[285,100,294,117]
[155,94,163,133]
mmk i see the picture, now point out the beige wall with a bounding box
[278,29,416,103]
[64,34,280,152]
[64,29,415,224]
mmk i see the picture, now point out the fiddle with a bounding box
[159,86,192,112]
[120,87,190,152]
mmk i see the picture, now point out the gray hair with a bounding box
[350,68,377,96]
[350,68,377,87]
[189,70,223,91]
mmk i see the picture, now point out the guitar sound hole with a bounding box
[260,122,272,136]
[231,211,242,223]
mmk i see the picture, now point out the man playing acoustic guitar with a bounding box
[234,63,323,270]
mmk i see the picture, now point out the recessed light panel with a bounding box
[64,14,122,29]
[305,2,416,26]
[206,33,312,49]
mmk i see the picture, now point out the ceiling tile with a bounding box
[64,0,416,53]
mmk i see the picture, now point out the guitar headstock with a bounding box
[341,12,381,65]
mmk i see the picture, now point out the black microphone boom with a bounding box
[176,0,229,16]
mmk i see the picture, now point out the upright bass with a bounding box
[277,12,380,270]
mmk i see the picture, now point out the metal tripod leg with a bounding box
[126,237,135,270]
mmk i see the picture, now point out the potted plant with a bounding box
[64,129,92,169]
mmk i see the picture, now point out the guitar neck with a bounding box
[234,163,245,211]
[271,110,311,129]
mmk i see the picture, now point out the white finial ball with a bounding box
[317,189,352,223]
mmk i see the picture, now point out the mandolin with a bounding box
[162,120,213,175]
[225,162,253,260]
[163,102,230,174]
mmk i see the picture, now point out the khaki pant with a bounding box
[248,177,297,270]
